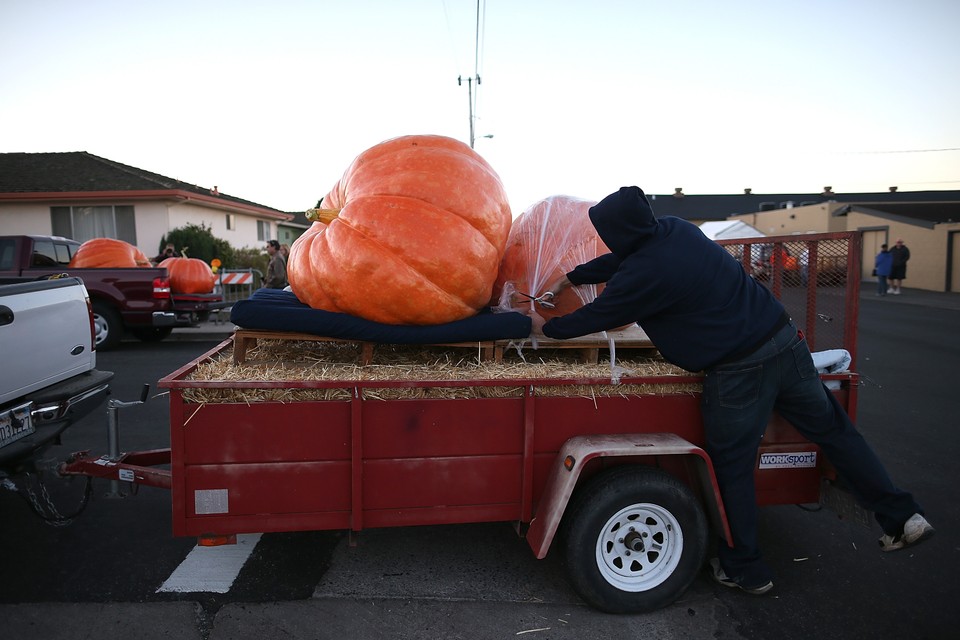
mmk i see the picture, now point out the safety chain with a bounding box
[2,471,93,527]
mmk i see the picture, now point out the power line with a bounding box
[896,179,960,186]
[457,0,486,148]
[474,0,482,81]
[838,147,960,155]
[440,0,463,77]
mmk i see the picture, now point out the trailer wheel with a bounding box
[563,465,707,613]
[92,301,123,350]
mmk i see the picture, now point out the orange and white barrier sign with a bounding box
[220,272,255,286]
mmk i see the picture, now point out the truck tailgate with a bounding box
[1,278,96,405]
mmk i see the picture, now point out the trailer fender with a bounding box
[526,433,731,559]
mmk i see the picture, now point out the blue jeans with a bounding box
[877,275,888,295]
[701,321,922,586]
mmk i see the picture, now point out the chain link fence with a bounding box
[717,232,861,363]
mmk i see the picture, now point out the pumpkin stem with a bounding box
[306,208,341,224]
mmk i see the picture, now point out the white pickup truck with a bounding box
[0,276,113,473]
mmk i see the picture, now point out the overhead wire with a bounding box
[472,0,486,138]
[443,0,488,146]
[440,0,464,78]
[835,147,960,155]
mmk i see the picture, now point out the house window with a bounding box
[226,213,236,230]
[257,220,270,241]
[51,205,137,244]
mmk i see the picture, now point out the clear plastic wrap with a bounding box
[491,195,634,381]
[492,195,606,317]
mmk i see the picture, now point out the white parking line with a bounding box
[157,533,262,594]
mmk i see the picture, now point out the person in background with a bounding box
[529,186,933,595]
[799,246,810,287]
[875,243,893,296]
[262,239,288,289]
[889,239,910,295]
[280,243,291,261]
[152,243,179,265]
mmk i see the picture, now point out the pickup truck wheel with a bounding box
[563,465,707,613]
[91,301,122,350]
[133,327,173,342]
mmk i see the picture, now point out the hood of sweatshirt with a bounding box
[587,186,658,259]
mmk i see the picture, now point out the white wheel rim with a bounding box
[93,314,109,345]
[594,502,684,592]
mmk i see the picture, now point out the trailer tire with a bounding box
[92,301,123,351]
[563,465,707,613]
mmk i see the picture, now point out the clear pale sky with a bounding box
[2,0,958,215]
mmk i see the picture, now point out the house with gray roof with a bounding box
[0,152,295,258]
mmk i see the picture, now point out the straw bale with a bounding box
[182,338,701,404]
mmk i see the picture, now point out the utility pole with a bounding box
[458,0,484,148]
[457,74,480,148]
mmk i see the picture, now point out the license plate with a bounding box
[0,402,34,449]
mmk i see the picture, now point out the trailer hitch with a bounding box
[59,448,172,491]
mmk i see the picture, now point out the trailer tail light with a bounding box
[564,455,576,471]
[198,534,237,547]
[153,276,171,299]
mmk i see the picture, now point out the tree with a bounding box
[160,223,235,267]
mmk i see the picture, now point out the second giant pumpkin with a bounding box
[68,238,151,269]
[159,256,217,294]
[492,195,610,320]
[288,135,512,325]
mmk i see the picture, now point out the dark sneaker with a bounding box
[879,513,935,552]
[709,558,774,595]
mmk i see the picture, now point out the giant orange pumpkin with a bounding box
[68,238,152,269]
[159,256,217,294]
[287,135,512,325]
[492,195,611,320]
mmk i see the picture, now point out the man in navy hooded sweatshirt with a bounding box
[531,186,933,594]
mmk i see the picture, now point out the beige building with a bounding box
[728,201,960,292]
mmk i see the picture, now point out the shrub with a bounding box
[161,223,236,268]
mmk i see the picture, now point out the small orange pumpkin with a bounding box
[68,238,152,268]
[492,195,610,320]
[159,256,217,294]
[288,134,512,325]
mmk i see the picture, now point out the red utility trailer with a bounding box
[61,232,863,613]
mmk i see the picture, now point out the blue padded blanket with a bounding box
[230,289,532,343]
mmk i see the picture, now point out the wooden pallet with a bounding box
[520,325,654,364]
[231,324,654,366]
[232,329,500,365]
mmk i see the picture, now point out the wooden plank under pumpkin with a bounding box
[232,324,655,366]
[232,329,498,365]
[522,324,654,364]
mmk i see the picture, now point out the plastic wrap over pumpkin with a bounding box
[287,135,512,325]
[492,195,610,320]
[68,238,152,269]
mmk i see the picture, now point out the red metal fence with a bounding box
[717,231,861,365]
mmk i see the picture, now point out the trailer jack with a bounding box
[58,384,172,493]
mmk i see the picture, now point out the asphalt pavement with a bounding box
[855,285,960,311]
[5,286,957,640]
